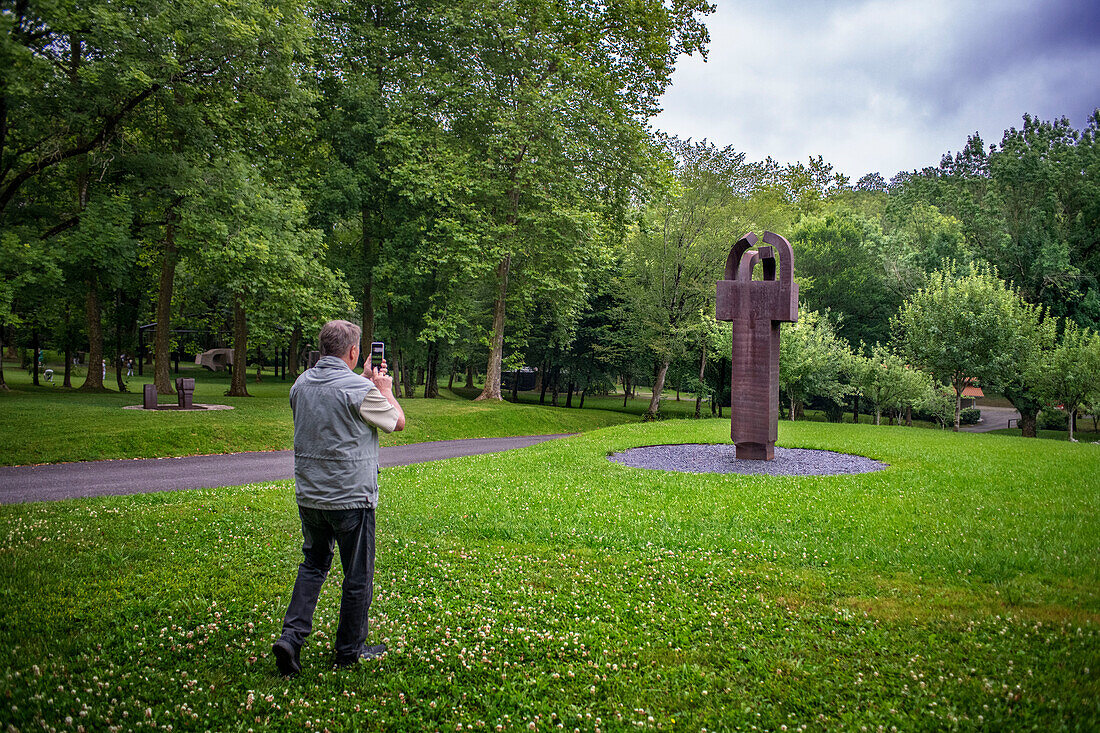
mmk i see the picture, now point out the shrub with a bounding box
[959,407,981,425]
[1038,409,1068,430]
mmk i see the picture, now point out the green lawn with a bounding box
[0,363,657,466]
[1,421,1097,730]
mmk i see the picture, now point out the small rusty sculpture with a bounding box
[716,231,798,460]
[175,377,196,409]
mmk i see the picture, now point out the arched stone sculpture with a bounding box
[715,231,798,460]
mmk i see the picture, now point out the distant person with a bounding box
[101,359,106,380]
[126,357,134,377]
[272,320,405,677]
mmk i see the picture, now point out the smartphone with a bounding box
[370,342,385,369]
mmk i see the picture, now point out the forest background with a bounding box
[2,0,1099,435]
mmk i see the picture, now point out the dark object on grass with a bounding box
[143,384,158,410]
[175,377,195,409]
[716,231,798,460]
[272,639,301,677]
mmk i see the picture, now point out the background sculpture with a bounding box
[716,231,798,460]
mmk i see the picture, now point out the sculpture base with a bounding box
[734,442,774,461]
[608,444,887,476]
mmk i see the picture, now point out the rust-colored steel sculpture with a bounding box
[716,231,798,460]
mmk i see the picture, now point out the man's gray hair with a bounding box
[319,320,362,358]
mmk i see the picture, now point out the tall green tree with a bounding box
[622,138,743,417]
[778,310,851,420]
[790,211,897,347]
[892,263,1027,430]
[181,159,349,397]
[1,0,313,391]
[999,299,1057,437]
[848,344,933,426]
[455,0,714,401]
[1039,322,1100,441]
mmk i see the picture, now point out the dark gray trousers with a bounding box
[279,506,376,659]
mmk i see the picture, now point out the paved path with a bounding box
[961,405,1021,433]
[0,435,572,505]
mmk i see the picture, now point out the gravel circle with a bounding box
[122,403,235,411]
[608,443,888,476]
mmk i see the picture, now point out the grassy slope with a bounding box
[0,421,1097,731]
[0,365,644,466]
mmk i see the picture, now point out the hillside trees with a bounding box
[891,113,1100,329]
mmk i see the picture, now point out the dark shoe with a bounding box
[272,639,301,677]
[333,643,387,669]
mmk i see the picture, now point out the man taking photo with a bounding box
[272,320,405,676]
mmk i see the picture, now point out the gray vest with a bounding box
[289,356,379,510]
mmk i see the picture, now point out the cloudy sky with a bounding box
[654,0,1100,181]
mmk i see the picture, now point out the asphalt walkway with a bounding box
[0,434,572,505]
[960,405,1021,432]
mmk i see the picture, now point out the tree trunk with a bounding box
[695,343,706,419]
[226,296,250,396]
[551,365,560,407]
[953,388,963,432]
[534,362,544,395]
[79,281,105,391]
[360,204,377,355]
[114,293,127,393]
[63,337,72,388]
[401,354,414,398]
[852,395,859,424]
[0,322,7,391]
[154,212,177,394]
[540,363,550,405]
[424,343,439,398]
[1019,409,1038,438]
[905,406,913,427]
[1069,409,1076,441]
[511,368,519,402]
[289,325,301,379]
[465,362,474,388]
[31,327,39,386]
[447,363,456,391]
[477,254,510,401]
[647,360,669,417]
[579,386,586,409]
[255,348,263,383]
[789,396,797,422]
[622,374,630,408]
[565,381,575,408]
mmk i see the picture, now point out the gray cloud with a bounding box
[655,0,1100,179]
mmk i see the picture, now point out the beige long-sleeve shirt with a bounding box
[359,388,400,434]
